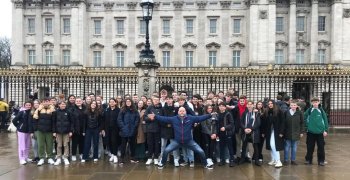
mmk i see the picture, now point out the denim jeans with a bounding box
[284,140,298,161]
[270,130,281,161]
[160,138,180,161]
[160,140,207,167]
[83,128,99,160]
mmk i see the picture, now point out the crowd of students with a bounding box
[11,89,329,169]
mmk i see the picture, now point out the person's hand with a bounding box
[261,134,265,138]
[69,132,73,137]
[142,120,146,124]
[211,112,217,116]
[53,133,56,137]
[253,109,258,113]
[30,133,34,139]
[244,128,251,134]
[300,134,303,138]
[82,133,85,136]
[220,127,225,131]
[279,134,283,138]
[194,123,198,127]
[100,130,105,137]
[211,134,216,140]
[147,113,155,121]
[323,132,328,137]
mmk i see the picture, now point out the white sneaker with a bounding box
[207,158,214,166]
[26,158,33,163]
[48,158,55,165]
[189,161,194,168]
[109,155,114,162]
[154,159,159,165]
[225,159,230,164]
[20,160,27,165]
[275,160,283,168]
[79,154,83,160]
[37,159,45,166]
[145,159,153,165]
[174,159,179,167]
[268,160,276,166]
[63,158,70,165]
[54,158,61,166]
[93,159,98,162]
[113,155,118,164]
[71,156,77,162]
[247,152,251,159]
[81,159,86,163]
[216,158,221,163]
[117,150,121,157]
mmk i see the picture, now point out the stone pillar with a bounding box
[135,62,160,97]
[71,3,79,65]
[78,2,88,66]
[330,1,343,64]
[343,8,350,64]
[104,3,114,66]
[248,0,259,64]
[11,2,24,65]
[53,3,61,65]
[288,0,296,63]
[310,0,319,63]
[267,0,276,64]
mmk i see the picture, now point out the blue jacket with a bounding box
[155,114,211,144]
[118,108,140,137]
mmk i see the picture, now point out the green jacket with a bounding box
[304,107,329,134]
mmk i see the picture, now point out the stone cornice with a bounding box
[196,1,207,9]
[103,2,114,11]
[269,0,276,5]
[90,42,104,49]
[173,1,184,9]
[159,42,174,49]
[127,2,137,9]
[182,42,197,48]
[344,9,350,18]
[206,42,221,49]
[276,40,288,47]
[136,42,145,49]
[42,41,54,48]
[318,40,331,47]
[113,42,127,49]
[229,42,245,49]
[220,1,231,9]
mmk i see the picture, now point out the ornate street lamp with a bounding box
[135,0,160,97]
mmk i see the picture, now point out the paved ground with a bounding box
[0,132,349,180]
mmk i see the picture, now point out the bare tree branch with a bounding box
[0,37,11,68]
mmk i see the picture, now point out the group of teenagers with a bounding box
[12,89,329,170]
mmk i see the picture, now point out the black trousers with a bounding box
[257,136,265,160]
[147,132,160,158]
[106,127,121,156]
[72,133,85,155]
[203,134,216,160]
[219,134,234,161]
[241,134,259,161]
[120,136,136,159]
[0,112,7,130]
[305,132,325,163]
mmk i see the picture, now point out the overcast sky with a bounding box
[0,1,12,38]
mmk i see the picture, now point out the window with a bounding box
[45,18,53,34]
[275,49,284,64]
[140,20,146,34]
[28,50,36,64]
[318,49,326,63]
[116,51,124,67]
[296,16,305,32]
[318,16,326,32]
[186,19,194,34]
[162,51,170,67]
[63,18,70,34]
[296,49,305,64]
[45,50,53,64]
[162,19,170,34]
[209,51,217,67]
[94,20,102,35]
[28,18,35,33]
[233,19,241,34]
[276,17,284,32]
[233,50,241,67]
[185,51,193,67]
[116,20,124,35]
[209,19,217,34]
[93,51,102,67]
[63,50,70,65]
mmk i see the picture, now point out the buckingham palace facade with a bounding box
[10,0,350,67]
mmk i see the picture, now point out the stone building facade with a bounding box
[11,0,350,68]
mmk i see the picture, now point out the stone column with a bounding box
[135,63,159,97]
[53,3,61,65]
[78,2,88,66]
[310,0,318,63]
[11,2,24,65]
[267,0,276,64]
[288,0,296,63]
[248,0,259,64]
[343,8,350,64]
[331,1,343,64]
[104,2,114,66]
[70,3,79,65]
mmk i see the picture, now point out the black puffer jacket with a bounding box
[144,103,163,133]
[33,105,55,132]
[83,111,103,132]
[217,111,235,136]
[13,109,33,133]
[161,104,176,139]
[54,109,73,134]
[103,107,120,129]
[71,105,86,134]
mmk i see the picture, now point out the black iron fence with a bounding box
[0,64,349,126]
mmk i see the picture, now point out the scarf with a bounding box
[238,100,247,118]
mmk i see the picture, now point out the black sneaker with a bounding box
[205,164,213,169]
[291,161,298,165]
[283,160,289,165]
[229,161,236,167]
[318,162,325,166]
[304,160,312,165]
[158,164,164,169]
[254,160,261,166]
[218,161,225,166]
